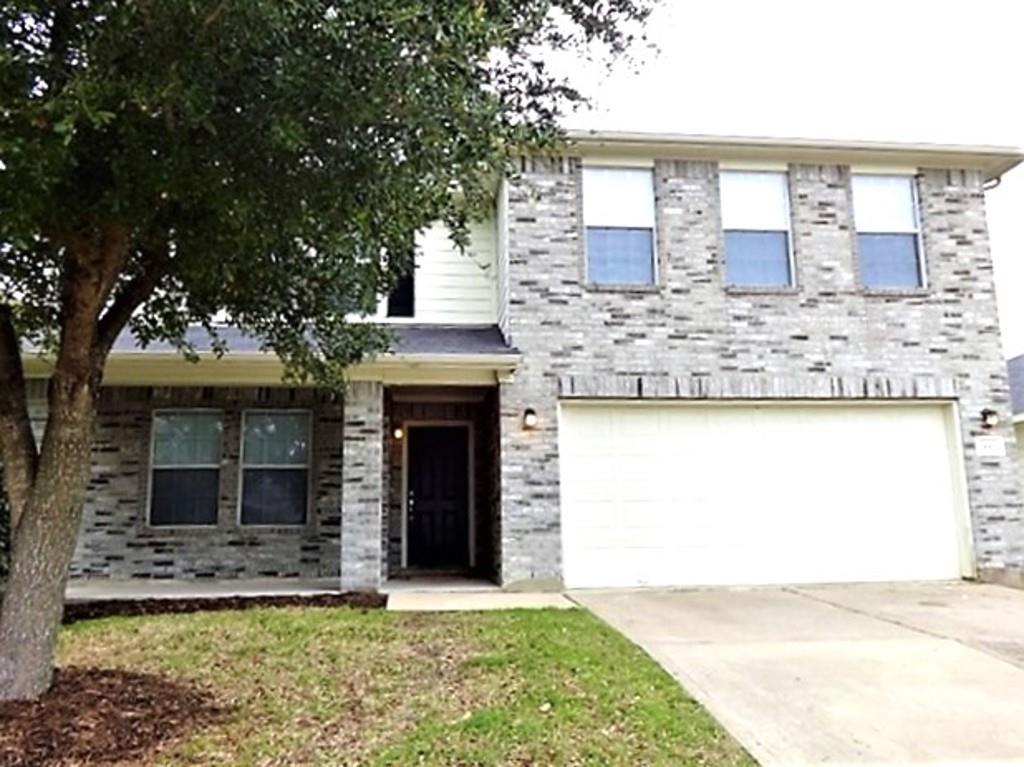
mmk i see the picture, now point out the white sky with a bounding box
[556,0,1024,356]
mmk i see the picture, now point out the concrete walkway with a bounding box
[574,582,1024,767]
[386,591,574,612]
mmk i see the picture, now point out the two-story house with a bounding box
[23,131,1024,591]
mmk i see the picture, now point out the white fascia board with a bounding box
[22,351,521,387]
[567,130,1024,181]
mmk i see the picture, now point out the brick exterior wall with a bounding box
[63,386,344,579]
[498,157,1023,587]
[340,381,383,590]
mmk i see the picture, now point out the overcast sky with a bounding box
[556,0,1024,357]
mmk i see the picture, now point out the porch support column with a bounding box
[341,381,384,591]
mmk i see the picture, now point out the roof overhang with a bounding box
[567,131,1024,181]
[21,351,521,388]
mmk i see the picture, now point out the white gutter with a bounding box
[567,130,1024,181]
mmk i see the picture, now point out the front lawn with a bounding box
[5,606,752,766]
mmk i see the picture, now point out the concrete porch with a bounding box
[63,576,572,611]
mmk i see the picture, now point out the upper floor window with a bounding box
[387,268,415,317]
[719,170,793,288]
[240,411,311,526]
[851,175,924,289]
[149,411,222,527]
[582,167,656,285]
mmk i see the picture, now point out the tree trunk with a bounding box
[0,373,97,701]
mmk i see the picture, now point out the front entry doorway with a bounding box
[405,425,471,570]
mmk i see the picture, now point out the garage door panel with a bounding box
[559,403,967,589]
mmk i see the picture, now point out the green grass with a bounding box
[59,607,752,766]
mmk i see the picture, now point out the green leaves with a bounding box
[0,0,652,383]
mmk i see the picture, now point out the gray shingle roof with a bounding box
[111,324,516,357]
[1010,354,1024,414]
[389,325,516,356]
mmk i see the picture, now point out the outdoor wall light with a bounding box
[980,408,1000,429]
[393,426,405,440]
[522,408,539,430]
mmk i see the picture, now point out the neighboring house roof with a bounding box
[109,324,516,357]
[1009,355,1024,415]
[568,130,1024,181]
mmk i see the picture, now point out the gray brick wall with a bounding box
[340,381,383,590]
[498,157,1023,586]
[65,386,343,579]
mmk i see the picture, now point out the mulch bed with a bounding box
[62,591,387,625]
[0,667,228,766]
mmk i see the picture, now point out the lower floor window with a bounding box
[150,468,219,526]
[149,411,223,526]
[241,411,311,525]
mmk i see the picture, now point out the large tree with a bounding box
[0,0,651,700]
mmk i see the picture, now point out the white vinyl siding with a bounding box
[559,402,970,589]
[377,220,498,324]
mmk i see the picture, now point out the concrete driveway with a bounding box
[573,582,1024,766]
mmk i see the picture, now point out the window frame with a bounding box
[718,169,797,291]
[237,409,313,528]
[146,408,224,529]
[850,172,927,292]
[581,165,659,289]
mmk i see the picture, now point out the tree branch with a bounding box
[95,246,168,361]
[0,306,40,533]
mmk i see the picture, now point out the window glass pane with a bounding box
[387,271,414,317]
[582,167,655,228]
[243,413,310,466]
[852,175,918,233]
[153,413,222,466]
[719,171,790,231]
[150,468,219,526]
[241,469,308,525]
[724,231,792,287]
[586,228,655,285]
[858,233,922,288]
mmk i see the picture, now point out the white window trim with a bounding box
[851,173,927,290]
[147,408,224,529]
[237,409,314,528]
[582,166,659,287]
[719,170,796,289]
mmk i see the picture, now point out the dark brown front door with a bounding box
[407,426,470,569]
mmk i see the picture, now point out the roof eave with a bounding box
[22,350,522,388]
[566,130,1024,181]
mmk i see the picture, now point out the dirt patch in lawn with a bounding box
[0,666,228,766]
[62,591,385,624]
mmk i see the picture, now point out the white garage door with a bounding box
[559,402,970,589]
